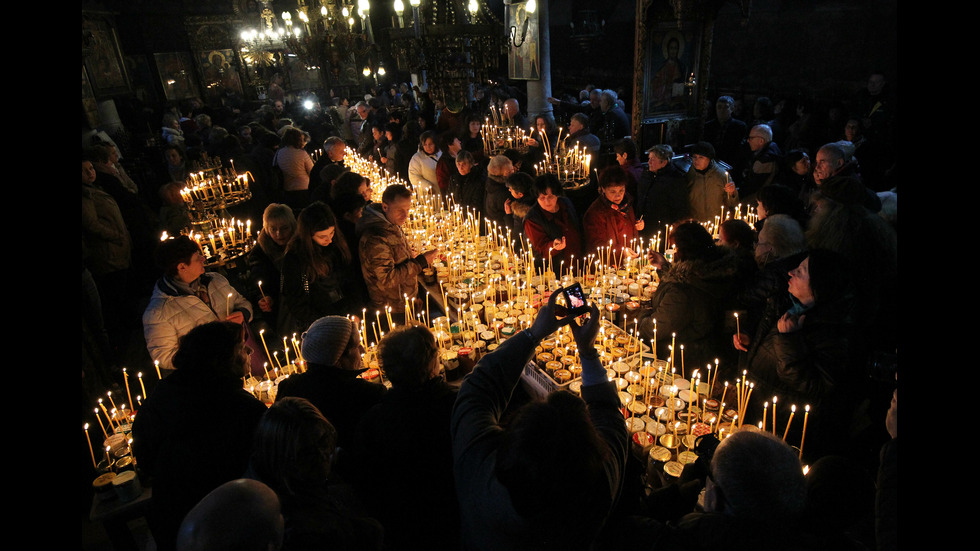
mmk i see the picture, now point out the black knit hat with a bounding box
[691,141,716,160]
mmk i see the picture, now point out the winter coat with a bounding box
[640,249,744,369]
[356,204,425,313]
[687,161,739,223]
[737,140,782,201]
[132,369,266,551]
[82,181,131,275]
[449,164,487,215]
[483,172,511,230]
[278,246,349,335]
[523,197,583,270]
[142,273,253,370]
[409,149,441,195]
[353,377,460,550]
[743,291,860,458]
[636,162,689,235]
[582,193,639,260]
[275,363,387,453]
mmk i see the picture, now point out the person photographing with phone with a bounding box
[451,288,628,550]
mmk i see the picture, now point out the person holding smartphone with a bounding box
[452,289,628,550]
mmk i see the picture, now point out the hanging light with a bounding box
[468,0,479,15]
[526,0,537,14]
[363,66,372,77]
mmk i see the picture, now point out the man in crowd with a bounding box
[737,123,782,202]
[703,95,747,168]
[357,184,438,325]
[635,144,688,236]
[564,112,601,156]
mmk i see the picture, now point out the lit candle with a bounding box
[138,372,146,400]
[255,328,276,366]
[94,408,108,439]
[782,404,796,441]
[799,405,810,459]
[123,368,133,414]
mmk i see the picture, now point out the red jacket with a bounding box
[583,194,638,265]
[523,198,582,271]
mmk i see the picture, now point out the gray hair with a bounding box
[323,136,345,154]
[600,89,618,103]
[487,155,513,177]
[818,143,846,165]
[647,144,674,162]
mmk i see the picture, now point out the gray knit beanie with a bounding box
[301,316,354,366]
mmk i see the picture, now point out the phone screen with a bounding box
[560,283,591,320]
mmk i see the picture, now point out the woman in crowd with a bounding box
[525,114,558,168]
[460,114,487,164]
[733,248,860,459]
[248,397,384,551]
[247,204,296,334]
[273,127,315,210]
[523,173,583,272]
[582,165,644,264]
[639,220,745,370]
[279,201,352,335]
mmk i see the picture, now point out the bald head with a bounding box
[177,479,284,551]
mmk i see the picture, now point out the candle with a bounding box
[155,360,161,379]
[799,405,810,459]
[123,368,133,414]
[782,404,796,441]
[762,401,768,432]
[257,280,266,299]
[138,372,146,400]
[771,396,778,436]
[259,329,273,366]
[226,293,233,319]
[94,408,108,439]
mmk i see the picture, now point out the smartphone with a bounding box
[556,283,591,323]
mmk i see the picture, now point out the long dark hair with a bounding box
[287,201,350,280]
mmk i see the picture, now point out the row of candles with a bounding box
[180,170,252,203]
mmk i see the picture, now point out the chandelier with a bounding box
[281,0,377,73]
[238,1,377,88]
[389,0,505,112]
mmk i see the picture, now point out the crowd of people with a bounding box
[83,72,897,551]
